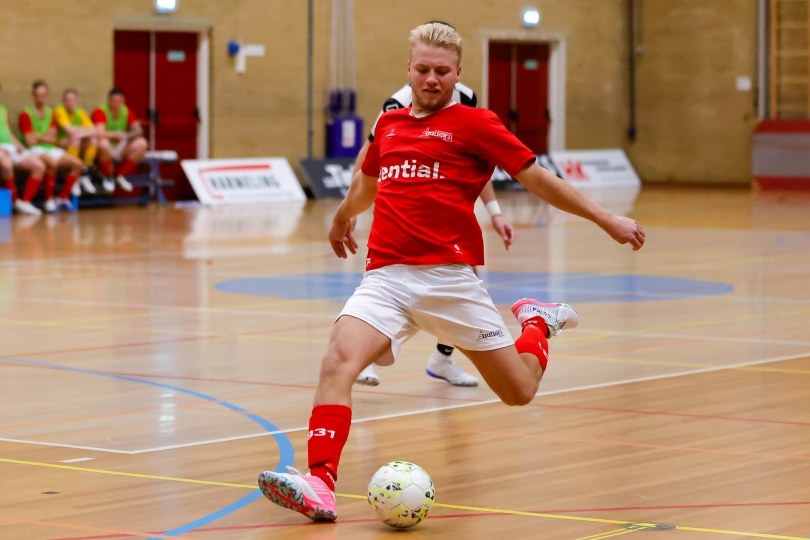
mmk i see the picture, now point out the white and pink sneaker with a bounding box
[511,298,579,336]
[258,466,337,521]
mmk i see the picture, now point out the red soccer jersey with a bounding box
[361,104,535,271]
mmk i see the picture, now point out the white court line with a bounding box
[60,457,95,463]
[3,337,807,455]
[574,328,810,347]
[125,349,810,454]
[0,437,133,454]
[3,351,808,455]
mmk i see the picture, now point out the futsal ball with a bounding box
[367,461,435,528]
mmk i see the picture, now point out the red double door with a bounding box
[488,41,550,154]
[113,30,199,200]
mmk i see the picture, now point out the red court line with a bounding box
[0,514,194,540]
[425,424,810,463]
[48,500,810,539]
[5,319,334,359]
[537,500,810,513]
[537,402,810,428]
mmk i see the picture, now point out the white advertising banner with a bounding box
[549,149,641,188]
[181,158,307,205]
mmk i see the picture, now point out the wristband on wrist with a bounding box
[485,200,502,217]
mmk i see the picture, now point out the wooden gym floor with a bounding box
[0,185,808,539]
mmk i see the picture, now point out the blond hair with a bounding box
[409,22,463,64]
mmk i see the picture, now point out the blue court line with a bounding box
[155,489,264,538]
[214,271,734,304]
[0,356,294,537]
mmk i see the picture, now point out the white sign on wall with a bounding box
[549,149,641,188]
[181,158,306,205]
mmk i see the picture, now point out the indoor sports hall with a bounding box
[1,1,809,539]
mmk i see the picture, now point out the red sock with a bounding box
[307,404,352,491]
[117,159,139,177]
[515,324,550,371]
[44,174,56,199]
[59,175,77,199]
[99,159,113,177]
[22,176,42,202]
[3,176,17,202]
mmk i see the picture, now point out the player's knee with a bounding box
[499,386,535,406]
[319,347,363,382]
[319,349,349,377]
[501,396,530,407]
[29,159,45,176]
[132,137,147,153]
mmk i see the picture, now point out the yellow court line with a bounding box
[436,501,807,540]
[1,457,807,540]
[0,513,194,540]
[736,365,810,375]
[575,528,643,540]
[0,457,249,489]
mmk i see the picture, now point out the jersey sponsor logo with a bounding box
[420,127,453,142]
[379,159,445,181]
[477,329,506,341]
[385,128,396,138]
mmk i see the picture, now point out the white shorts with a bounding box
[29,145,66,161]
[0,143,30,165]
[110,139,128,161]
[339,264,514,365]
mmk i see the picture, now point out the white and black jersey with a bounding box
[368,82,477,142]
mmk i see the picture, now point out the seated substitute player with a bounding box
[257,22,645,522]
[353,32,514,388]
[19,80,83,212]
[54,88,98,194]
[92,87,147,194]
[0,83,46,216]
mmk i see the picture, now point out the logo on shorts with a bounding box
[477,329,506,341]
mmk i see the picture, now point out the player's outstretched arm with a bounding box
[329,172,378,258]
[515,163,645,250]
